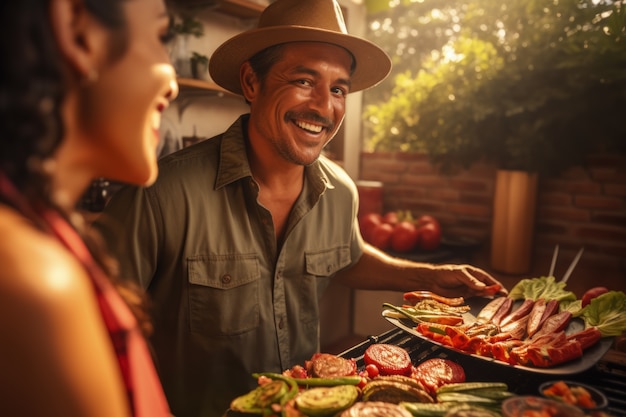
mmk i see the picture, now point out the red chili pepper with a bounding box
[526,340,583,367]
[567,327,602,350]
[445,326,471,351]
[491,339,525,364]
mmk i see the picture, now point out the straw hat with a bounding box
[209,0,392,95]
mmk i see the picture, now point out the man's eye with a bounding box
[332,87,347,96]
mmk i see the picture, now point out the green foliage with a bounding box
[191,52,208,64]
[363,0,626,174]
[171,15,204,37]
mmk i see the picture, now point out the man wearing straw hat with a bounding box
[96,0,506,415]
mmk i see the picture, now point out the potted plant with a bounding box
[363,0,626,273]
[169,15,204,78]
[190,52,209,81]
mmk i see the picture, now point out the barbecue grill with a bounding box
[338,327,626,417]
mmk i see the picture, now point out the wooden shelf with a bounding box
[170,0,265,19]
[177,77,239,97]
[215,0,265,19]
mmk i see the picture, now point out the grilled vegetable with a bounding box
[230,379,290,414]
[364,344,413,376]
[383,303,464,326]
[340,401,413,417]
[295,384,358,417]
[412,359,466,396]
[403,291,465,307]
[362,375,434,404]
[306,353,357,378]
[291,376,362,387]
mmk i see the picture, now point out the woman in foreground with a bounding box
[0,0,177,415]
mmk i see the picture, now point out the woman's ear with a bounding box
[49,0,107,80]
[240,61,259,103]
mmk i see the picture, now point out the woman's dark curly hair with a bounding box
[0,0,152,334]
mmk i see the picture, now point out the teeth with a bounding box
[295,120,323,133]
[152,113,161,130]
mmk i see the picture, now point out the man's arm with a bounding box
[333,242,506,299]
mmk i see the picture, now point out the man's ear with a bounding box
[49,0,107,79]
[240,61,259,103]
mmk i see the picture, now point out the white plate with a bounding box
[382,296,613,375]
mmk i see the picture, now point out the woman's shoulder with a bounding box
[0,206,94,313]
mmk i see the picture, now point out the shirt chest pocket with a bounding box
[187,254,260,336]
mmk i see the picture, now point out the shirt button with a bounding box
[278,318,285,329]
[221,274,232,285]
[327,265,332,273]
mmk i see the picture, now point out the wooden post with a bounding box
[490,169,539,274]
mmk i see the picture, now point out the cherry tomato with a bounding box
[359,212,383,242]
[383,211,400,226]
[365,364,380,378]
[417,222,442,251]
[369,223,394,250]
[581,286,609,307]
[390,221,420,252]
[415,214,441,234]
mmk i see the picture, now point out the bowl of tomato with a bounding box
[539,380,608,412]
[502,395,585,417]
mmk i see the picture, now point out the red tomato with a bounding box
[363,344,412,376]
[390,221,420,252]
[415,214,441,233]
[369,223,394,250]
[359,212,383,242]
[581,286,609,307]
[417,222,442,251]
[383,211,400,226]
[412,358,465,396]
[365,364,380,378]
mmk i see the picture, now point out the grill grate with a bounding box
[339,328,626,417]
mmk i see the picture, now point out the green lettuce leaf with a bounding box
[508,276,576,302]
[576,291,626,337]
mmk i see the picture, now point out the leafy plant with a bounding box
[363,0,626,175]
[191,52,208,64]
[171,15,204,37]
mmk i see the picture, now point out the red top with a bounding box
[0,173,171,417]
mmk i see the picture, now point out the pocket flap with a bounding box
[305,246,351,276]
[188,254,260,289]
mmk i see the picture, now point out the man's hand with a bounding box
[429,264,508,299]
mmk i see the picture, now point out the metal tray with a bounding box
[382,296,613,375]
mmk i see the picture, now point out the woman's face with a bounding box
[82,0,177,186]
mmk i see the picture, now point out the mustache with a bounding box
[285,111,335,131]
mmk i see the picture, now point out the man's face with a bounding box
[247,42,353,166]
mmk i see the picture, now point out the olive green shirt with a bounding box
[95,115,364,417]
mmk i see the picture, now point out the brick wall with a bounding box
[359,151,626,278]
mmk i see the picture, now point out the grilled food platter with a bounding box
[382,295,613,375]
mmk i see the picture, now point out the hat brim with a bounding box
[209,26,392,96]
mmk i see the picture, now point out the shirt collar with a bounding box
[215,114,335,195]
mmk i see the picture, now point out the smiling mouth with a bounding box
[295,120,324,133]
